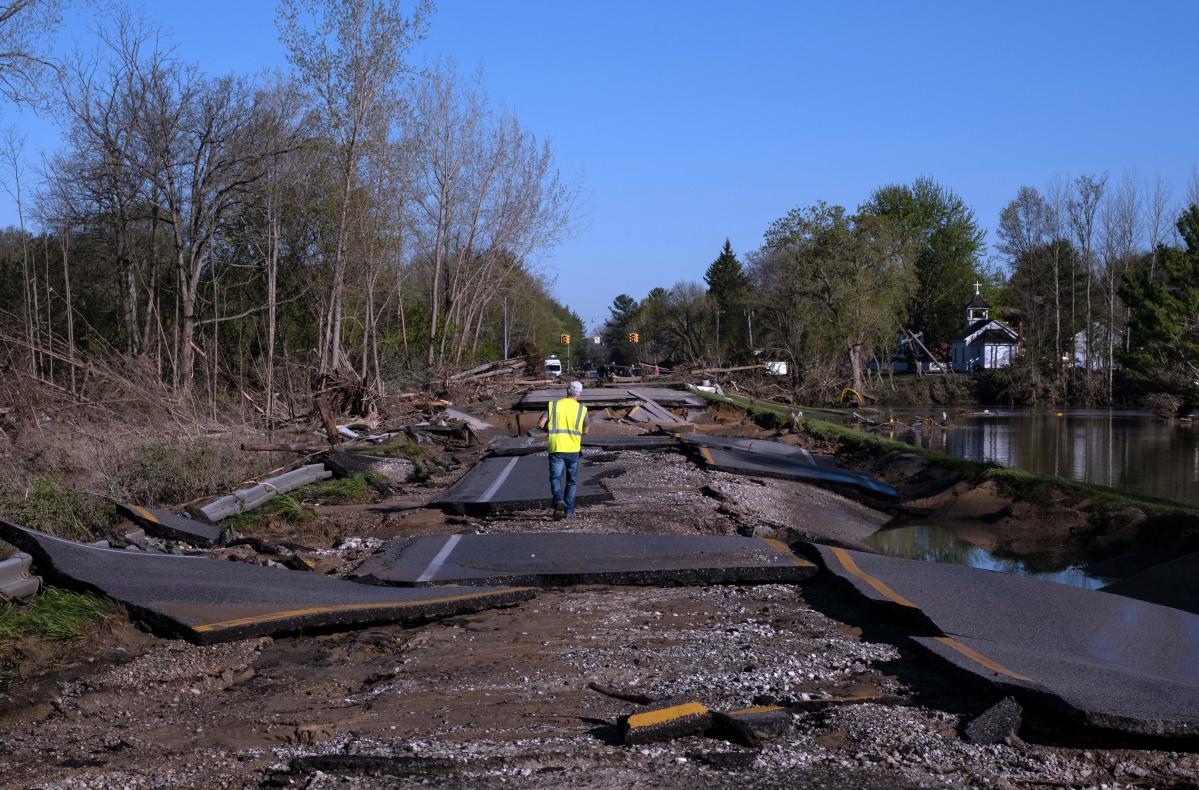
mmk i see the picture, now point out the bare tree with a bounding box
[0,0,61,104]
[1068,173,1107,392]
[409,62,577,369]
[1099,174,1139,399]
[277,0,430,375]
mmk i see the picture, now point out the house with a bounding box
[950,285,1019,371]
[1071,325,1122,369]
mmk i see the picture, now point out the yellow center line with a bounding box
[825,547,1034,685]
[193,588,530,632]
[627,702,708,729]
[760,538,816,568]
[131,505,161,525]
[827,546,918,609]
[931,636,1035,684]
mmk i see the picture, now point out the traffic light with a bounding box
[628,331,639,343]
[559,333,571,345]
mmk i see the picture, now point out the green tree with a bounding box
[1121,205,1199,408]
[859,177,984,347]
[703,239,749,358]
[601,293,641,365]
[760,202,915,395]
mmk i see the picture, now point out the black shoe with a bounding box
[553,502,566,521]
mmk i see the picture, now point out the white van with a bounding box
[544,356,562,379]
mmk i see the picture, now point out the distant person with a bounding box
[537,379,590,520]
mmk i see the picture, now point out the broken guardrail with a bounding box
[200,463,332,522]
[0,551,41,600]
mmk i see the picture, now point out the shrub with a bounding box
[109,440,244,506]
[0,478,112,540]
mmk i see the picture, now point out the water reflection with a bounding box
[879,410,1199,508]
[864,524,1110,590]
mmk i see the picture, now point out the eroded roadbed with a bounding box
[349,532,816,587]
[806,542,1199,737]
[0,519,533,644]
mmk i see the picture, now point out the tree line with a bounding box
[0,0,583,419]
[599,172,1199,407]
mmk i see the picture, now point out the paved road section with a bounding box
[0,519,534,645]
[806,542,1199,736]
[1101,551,1199,615]
[428,454,615,514]
[117,504,222,546]
[489,435,679,456]
[516,387,706,410]
[688,441,897,499]
[349,533,816,587]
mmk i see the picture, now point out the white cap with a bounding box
[569,380,583,395]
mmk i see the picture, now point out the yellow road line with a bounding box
[131,506,161,525]
[760,538,816,568]
[931,636,1034,684]
[699,447,715,465]
[627,702,708,729]
[827,546,918,609]
[825,546,1034,685]
[193,588,529,633]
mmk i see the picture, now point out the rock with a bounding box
[1097,507,1147,550]
[873,452,930,483]
[620,701,712,745]
[711,706,793,747]
[943,481,1012,521]
[963,697,1022,745]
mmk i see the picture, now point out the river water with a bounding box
[863,523,1111,590]
[876,409,1199,508]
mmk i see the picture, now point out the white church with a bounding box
[950,285,1020,372]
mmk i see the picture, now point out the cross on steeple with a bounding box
[974,281,982,295]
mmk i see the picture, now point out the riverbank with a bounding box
[706,391,1199,575]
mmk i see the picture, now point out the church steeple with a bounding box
[967,282,989,324]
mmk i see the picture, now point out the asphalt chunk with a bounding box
[621,701,713,745]
[0,518,534,644]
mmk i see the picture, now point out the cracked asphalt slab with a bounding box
[807,542,1199,736]
[0,518,534,644]
[348,532,816,587]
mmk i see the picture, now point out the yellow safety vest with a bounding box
[546,397,587,453]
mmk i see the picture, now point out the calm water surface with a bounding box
[877,409,1199,508]
[864,524,1111,590]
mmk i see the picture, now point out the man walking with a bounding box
[538,380,589,520]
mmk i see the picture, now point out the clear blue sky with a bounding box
[2,0,1197,331]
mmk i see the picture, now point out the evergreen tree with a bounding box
[1121,205,1199,409]
[703,239,750,357]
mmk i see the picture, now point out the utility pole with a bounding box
[502,295,510,359]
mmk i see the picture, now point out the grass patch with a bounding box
[0,478,112,541]
[301,473,381,504]
[222,494,315,533]
[0,587,118,645]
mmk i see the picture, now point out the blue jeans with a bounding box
[548,452,581,514]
